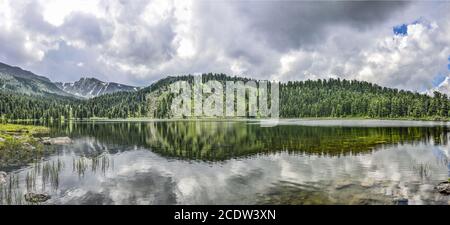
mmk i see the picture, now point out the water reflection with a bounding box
[47,121,450,159]
[1,151,114,205]
[0,120,449,205]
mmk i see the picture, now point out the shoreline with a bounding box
[4,116,450,123]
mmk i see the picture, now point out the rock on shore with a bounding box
[41,137,72,145]
[436,181,450,195]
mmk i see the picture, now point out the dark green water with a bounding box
[1,120,450,204]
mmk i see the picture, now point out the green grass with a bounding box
[0,124,50,168]
[0,123,49,134]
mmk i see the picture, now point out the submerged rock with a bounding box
[0,137,5,142]
[24,193,51,203]
[360,179,376,188]
[334,180,354,190]
[0,171,7,184]
[436,181,450,195]
[393,198,409,205]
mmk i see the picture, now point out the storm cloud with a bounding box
[0,0,449,92]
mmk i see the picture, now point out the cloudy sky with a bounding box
[0,0,450,92]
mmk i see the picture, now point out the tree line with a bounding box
[1,74,449,120]
[280,78,449,119]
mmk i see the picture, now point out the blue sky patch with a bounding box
[448,56,450,70]
[393,19,424,36]
[432,73,446,87]
[393,24,408,36]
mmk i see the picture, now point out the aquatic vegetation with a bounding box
[73,154,112,177]
[0,173,23,205]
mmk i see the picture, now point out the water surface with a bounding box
[1,120,449,205]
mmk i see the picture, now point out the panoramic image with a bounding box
[1,0,450,218]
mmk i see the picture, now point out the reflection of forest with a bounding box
[49,121,450,161]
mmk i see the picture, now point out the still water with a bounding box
[1,120,450,205]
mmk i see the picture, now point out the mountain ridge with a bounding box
[55,77,140,99]
[2,72,450,120]
[0,61,139,99]
[0,62,72,97]
[2,62,450,121]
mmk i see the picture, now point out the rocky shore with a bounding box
[0,124,72,168]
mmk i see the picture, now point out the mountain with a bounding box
[0,62,71,97]
[2,72,450,120]
[72,74,450,119]
[55,77,139,99]
[0,61,139,99]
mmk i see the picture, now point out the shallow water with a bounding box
[1,120,449,205]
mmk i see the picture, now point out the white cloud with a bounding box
[0,0,449,91]
[40,0,102,26]
[272,19,450,91]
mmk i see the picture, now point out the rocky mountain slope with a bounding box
[0,62,71,97]
[55,77,139,98]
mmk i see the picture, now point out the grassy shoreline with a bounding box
[0,124,50,169]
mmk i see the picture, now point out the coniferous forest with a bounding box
[1,74,449,121]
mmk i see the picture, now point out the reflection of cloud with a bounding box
[177,177,197,197]
[6,142,450,205]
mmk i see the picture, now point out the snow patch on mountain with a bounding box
[55,77,140,98]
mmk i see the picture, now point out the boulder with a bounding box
[0,171,7,184]
[40,137,51,145]
[436,181,450,195]
[24,193,51,203]
[40,136,72,145]
[49,137,72,145]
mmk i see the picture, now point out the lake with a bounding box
[1,119,450,205]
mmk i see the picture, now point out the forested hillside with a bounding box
[280,79,449,118]
[1,73,449,120]
[0,62,73,97]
